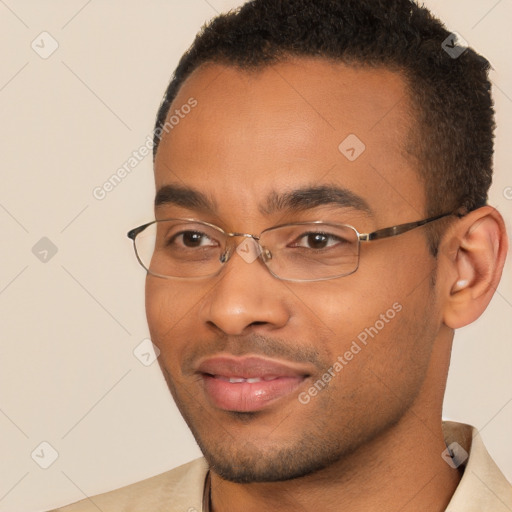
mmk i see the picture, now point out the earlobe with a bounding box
[450,279,469,294]
[442,206,508,329]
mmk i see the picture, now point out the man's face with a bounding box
[147,59,443,482]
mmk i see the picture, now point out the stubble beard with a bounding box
[160,362,416,484]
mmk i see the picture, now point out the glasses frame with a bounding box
[127,210,459,282]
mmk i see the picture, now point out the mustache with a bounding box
[182,332,325,373]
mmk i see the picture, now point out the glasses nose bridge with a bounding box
[227,231,260,242]
[220,231,266,264]
[221,229,260,251]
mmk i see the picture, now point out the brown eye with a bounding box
[182,231,208,247]
[169,231,217,248]
[292,232,346,250]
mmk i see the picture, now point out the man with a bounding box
[52,0,511,510]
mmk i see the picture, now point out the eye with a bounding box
[291,232,346,250]
[170,230,218,248]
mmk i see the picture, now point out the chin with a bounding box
[193,428,348,484]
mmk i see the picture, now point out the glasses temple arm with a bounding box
[360,211,460,241]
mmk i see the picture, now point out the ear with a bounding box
[440,206,508,329]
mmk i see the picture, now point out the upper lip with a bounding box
[196,355,311,380]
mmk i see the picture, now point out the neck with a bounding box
[210,415,461,512]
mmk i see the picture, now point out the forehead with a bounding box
[154,58,425,226]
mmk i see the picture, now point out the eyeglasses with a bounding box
[127,212,455,282]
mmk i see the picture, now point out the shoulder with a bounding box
[48,458,208,512]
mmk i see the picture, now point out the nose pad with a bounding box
[219,246,272,264]
[261,247,272,262]
[219,240,272,265]
[219,247,232,264]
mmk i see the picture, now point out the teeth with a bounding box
[216,376,280,383]
[223,377,268,383]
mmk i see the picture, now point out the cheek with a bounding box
[291,246,436,379]
[303,294,435,428]
[144,278,199,362]
[145,278,172,335]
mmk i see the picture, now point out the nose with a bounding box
[198,239,291,336]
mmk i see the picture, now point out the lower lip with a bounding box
[202,374,305,412]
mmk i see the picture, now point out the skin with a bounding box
[146,58,508,511]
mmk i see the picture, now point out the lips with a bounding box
[196,356,310,412]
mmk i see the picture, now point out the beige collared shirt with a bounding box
[50,422,512,511]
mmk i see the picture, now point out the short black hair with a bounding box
[153,0,495,253]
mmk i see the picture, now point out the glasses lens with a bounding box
[134,220,225,278]
[261,223,360,281]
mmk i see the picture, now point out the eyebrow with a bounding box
[261,185,373,216]
[155,184,217,211]
[154,183,373,216]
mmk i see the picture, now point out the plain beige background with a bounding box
[0,1,510,511]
